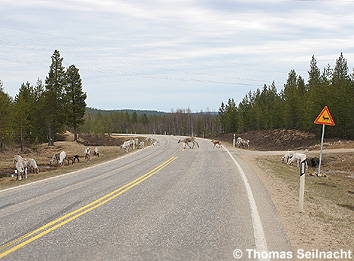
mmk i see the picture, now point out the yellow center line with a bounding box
[0,156,177,259]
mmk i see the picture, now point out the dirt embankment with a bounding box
[211,129,353,151]
[78,134,134,146]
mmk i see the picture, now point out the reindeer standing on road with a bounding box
[211,140,222,148]
[178,137,199,149]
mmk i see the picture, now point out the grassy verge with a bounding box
[255,155,353,255]
[258,156,354,212]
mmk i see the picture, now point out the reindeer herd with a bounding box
[13,138,148,181]
[10,137,156,181]
[120,137,155,152]
[11,135,252,181]
[177,136,251,150]
[13,147,101,181]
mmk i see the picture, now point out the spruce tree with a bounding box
[44,50,66,145]
[64,65,87,141]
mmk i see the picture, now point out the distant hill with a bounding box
[86,107,166,115]
[86,107,217,115]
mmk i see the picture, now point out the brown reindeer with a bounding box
[66,155,80,165]
[178,137,199,149]
[211,140,222,148]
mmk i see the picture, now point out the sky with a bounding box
[1,0,354,112]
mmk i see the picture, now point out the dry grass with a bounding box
[258,155,354,212]
[0,136,146,191]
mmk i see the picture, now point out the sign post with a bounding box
[314,106,335,176]
[233,134,236,147]
[318,124,325,176]
[299,160,306,211]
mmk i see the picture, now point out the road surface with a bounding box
[0,135,290,260]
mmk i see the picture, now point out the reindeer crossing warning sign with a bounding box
[314,106,335,126]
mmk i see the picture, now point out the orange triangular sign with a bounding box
[314,106,335,126]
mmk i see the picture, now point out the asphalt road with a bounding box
[0,135,290,260]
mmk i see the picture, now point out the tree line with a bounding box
[80,108,221,137]
[0,50,87,151]
[219,53,354,139]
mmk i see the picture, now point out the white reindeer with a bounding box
[14,155,28,180]
[15,161,27,180]
[58,151,67,166]
[288,153,307,167]
[282,151,294,163]
[25,158,39,174]
[236,137,249,149]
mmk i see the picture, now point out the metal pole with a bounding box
[318,124,325,176]
[233,134,236,147]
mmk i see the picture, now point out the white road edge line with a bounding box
[223,146,270,261]
[0,143,153,194]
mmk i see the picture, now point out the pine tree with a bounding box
[44,50,67,145]
[0,81,13,151]
[330,53,352,138]
[64,65,87,141]
[283,70,299,129]
[13,82,36,151]
[224,98,238,132]
[31,79,47,142]
[218,102,226,133]
[332,53,349,85]
[305,56,322,131]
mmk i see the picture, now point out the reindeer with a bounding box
[93,147,99,157]
[211,140,222,148]
[66,155,80,165]
[178,137,199,149]
[14,155,28,180]
[25,158,39,174]
[84,147,91,161]
[236,137,249,149]
[50,151,67,166]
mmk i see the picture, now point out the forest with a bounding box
[80,108,221,137]
[0,50,87,151]
[1,52,353,153]
[218,54,354,139]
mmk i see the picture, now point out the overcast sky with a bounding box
[1,0,353,112]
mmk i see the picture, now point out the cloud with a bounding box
[0,0,353,110]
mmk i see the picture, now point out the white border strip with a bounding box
[224,146,269,261]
